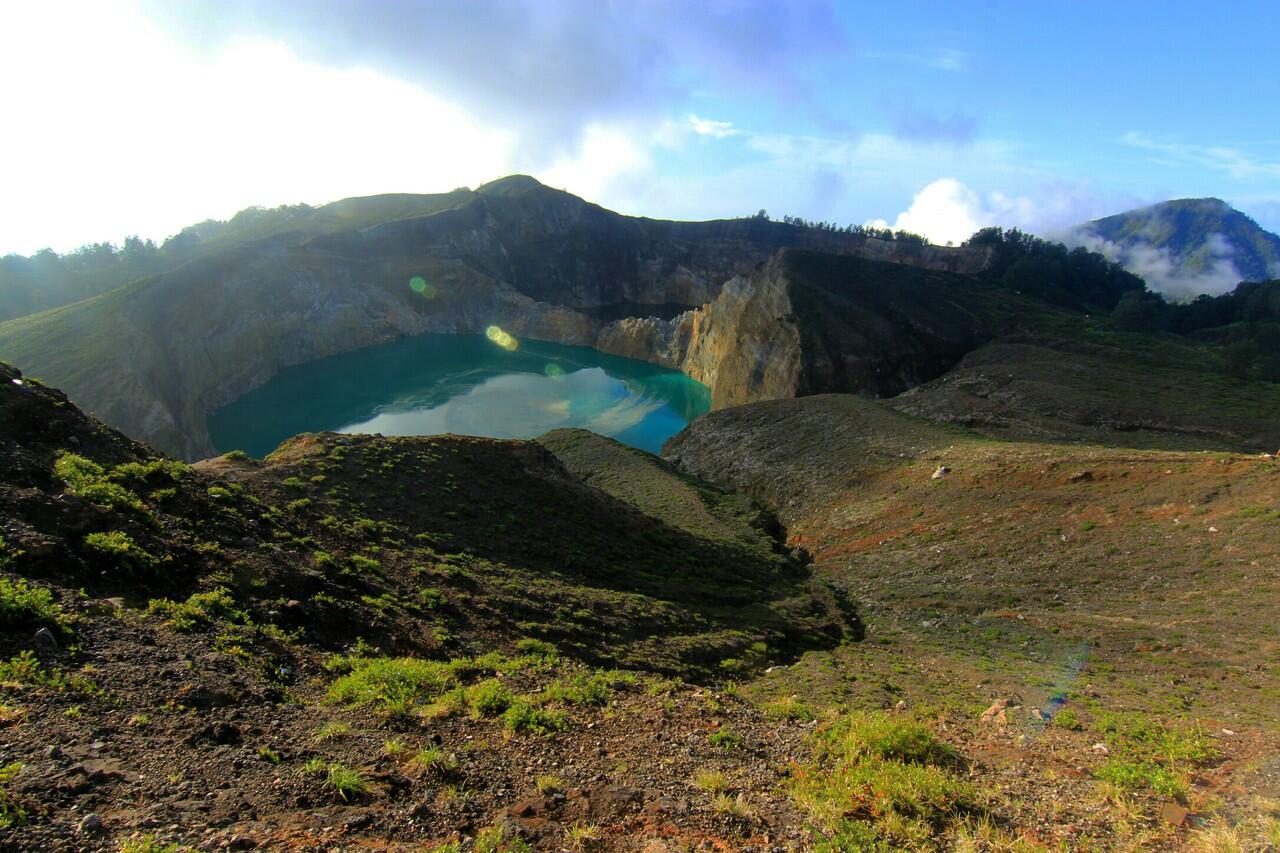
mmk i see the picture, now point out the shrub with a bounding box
[0,577,65,631]
[83,531,160,575]
[543,672,612,706]
[111,458,189,485]
[502,699,568,735]
[0,651,66,689]
[0,762,25,829]
[326,656,456,714]
[54,452,142,512]
[708,729,742,751]
[223,450,251,461]
[465,679,514,717]
[1053,708,1081,730]
[147,588,243,632]
[514,638,558,659]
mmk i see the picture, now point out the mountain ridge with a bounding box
[1074,196,1280,298]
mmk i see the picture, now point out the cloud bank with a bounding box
[1069,230,1246,300]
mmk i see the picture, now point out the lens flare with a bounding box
[485,325,518,351]
[544,363,565,378]
[409,276,438,299]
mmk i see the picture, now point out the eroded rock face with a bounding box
[595,248,1006,413]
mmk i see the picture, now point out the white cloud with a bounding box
[537,124,657,203]
[1121,132,1280,180]
[0,2,517,254]
[866,178,1049,246]
[1071,230,1244,299]
[688,114,739,139]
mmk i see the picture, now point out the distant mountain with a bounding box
[1072,198,1280,299]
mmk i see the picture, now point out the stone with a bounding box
[980,698,1012,723]
[1160,802,1189,827]
[932,465,952,480]
[33,627,60,654]
[78,813,104,834]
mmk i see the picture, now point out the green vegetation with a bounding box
[707,729,742,751]
[790,711,977,850]
[501,699,567,735]
[147,588,243,632]
[542,672,613,706]
[83,530,160,575]
[410,747,458,774]
[55,452,142,512]
[0,576,66,632]
[313,721,352,742]
[0,650,66,689]
[0,762,26,829]
[1089,710,1217,796]
[323,763,368,801]
[692,769,729,794]
[534,773,565,794]
[762,694,816,722]
[117,833,187,853]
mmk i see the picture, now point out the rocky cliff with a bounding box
[0,177,990,459]
[596,249,1014,410]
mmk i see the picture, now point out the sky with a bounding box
[3,0,1280,257]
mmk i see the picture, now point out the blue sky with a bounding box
[3,0,1280,254]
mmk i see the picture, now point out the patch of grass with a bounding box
[0,650,66,689]
[0,576,66,632]
[313,721,352,742]
[382,737,406,758]
[257,747,282,765]
[323,762,369,801]
[117,834,186,853]
[475,824,532,853]
[711,792,754,819]
[54,452,142,512]
[502,699,568,736]
[326,656,456,714]
[411,747,458,774]
[542,671,612,706]
[147,588,244,632]
[708,729,743,751]
[0,762,25,829]
[1095,759,1187,798]
[763,694,816,722]
[465,679,514,717]
[83,530,160,575]
[563,821,603,850]
[692,769,729,794]
[535,773,565,794]
[790,711,978,850]
[1093,710,1217,765]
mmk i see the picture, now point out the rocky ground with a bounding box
[3,364,1280,851]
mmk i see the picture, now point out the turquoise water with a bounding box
[208,334,710,458]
